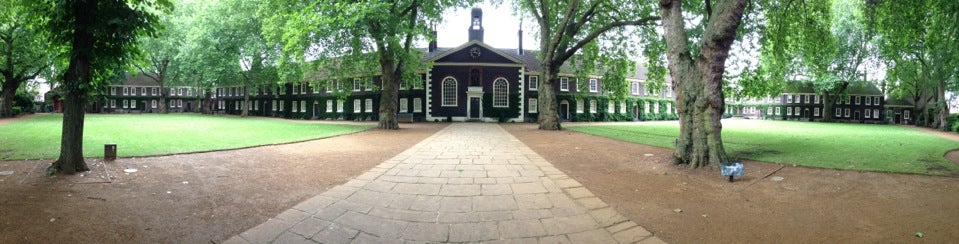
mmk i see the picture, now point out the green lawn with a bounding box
[568,120,959,175]
[0,114,372,160]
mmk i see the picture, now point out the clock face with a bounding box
[469,47,482,59]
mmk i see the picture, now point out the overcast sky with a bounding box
[434,2,539,50]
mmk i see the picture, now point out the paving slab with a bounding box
[227,123,662,243]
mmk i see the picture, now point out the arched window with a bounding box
[442,77,457,106]
[493,78,508,107]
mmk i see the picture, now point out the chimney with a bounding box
[468,7,484,42]
[428,25,437,52]
[517,24,524,55]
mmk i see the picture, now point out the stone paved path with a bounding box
[224,123,663,244]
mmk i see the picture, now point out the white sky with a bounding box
[434,2,539,50]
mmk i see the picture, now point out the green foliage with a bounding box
[482,93,521,122]
[569,120,959,176]
[0,114,370,160]
[555,94,675,122]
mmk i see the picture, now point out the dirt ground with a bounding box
[1,117,958,243]
[0,121,446,243]
[503,123,959,244]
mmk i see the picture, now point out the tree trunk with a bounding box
[50,0,95,174]
[377,54,399,130]
[661,0,744,169]
[936,80,947,131]
[158,83,167,114]
[0,78,18,118]
[822,91,834,122]
[537,64,561,130]
[241,85,249,117]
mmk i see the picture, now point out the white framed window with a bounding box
[590,100,597,113]
[327,81,334,93]
[666,103,672,113]
[352,99,361,113]
[844,108,850,117]
[399,98,408,113]
[653,102,659,113]
[108,99,115,108]
[588,79,598,93]
[905,110,910,119]
[413,98,422,112]
[865,96,872,105]
[560,77,569,91]
[665,87,672,97]
[110,87,117,96]
[279,101,285,111]
[151,88,157,96]
[235,101,239,110]
[865,109,871,118]
[493,78,508,107]
[620,102,627,114]
[528,98,538,113]
[151,100,157,108]
[178,100,183,108]
[814,95,820,104]
[364,99,373,112]
[442,77,457,106]
[292,100,298,112]
[814,107,820,116]
[272,100,277,111]
[775,107,780,115]
[293,84,300,94]
[353,78,362,91]
[337,100,343,112]
[855,96,861,105]
[845,95,851,105]
[787,107,792,115]
[400,80,408,90]
[131,100,137,109]
[122,87,129,96]
[177,88,183,96]
[301,100,306,112]
[576,99,584,113]
[787,95,793,103]
[645,103,650,114]
[835,108,841,116]
[254,101,259,111]
[607,102,614,113]
[631,82,640,95]
[326,100,333,112]
[873,97,880,106]
[529,76,539,91]
[123,100,129,108]
[874,109,879,118]
[767,107,772,115]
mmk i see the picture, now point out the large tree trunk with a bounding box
[158,82,167,114]
[0,79,18,118]
[377,54,399,130]
[822,91,834,122]
[241,85,249,117]
[537,64,561,130]
[936,80,947,131]
[50,0,95,174]
[661,0,744,169]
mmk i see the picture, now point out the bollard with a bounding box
[104,143,117,161]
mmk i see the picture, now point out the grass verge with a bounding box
[0,113,372,160]
[568,120,959,176]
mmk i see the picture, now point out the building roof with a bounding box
[118,72,161,86]
[884,97,915,108]
[783,82,882,95]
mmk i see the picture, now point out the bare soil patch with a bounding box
[503,123,959,244]
[0,123,446,243]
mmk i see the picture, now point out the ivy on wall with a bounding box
[554,94,678,122]
[483,93,521,122]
